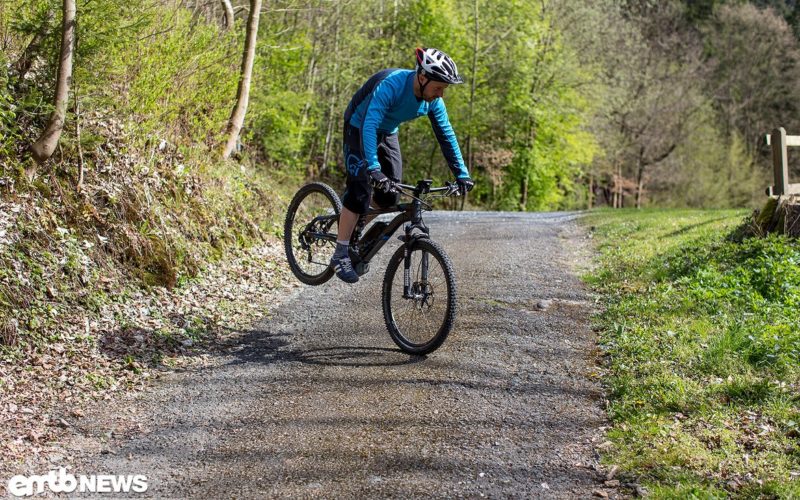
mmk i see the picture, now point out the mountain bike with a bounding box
[283,179,460,355]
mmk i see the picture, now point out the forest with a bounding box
[4,0,800,213]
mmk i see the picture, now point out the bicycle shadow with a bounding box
[217,326,427,368]
[285,345,427,367]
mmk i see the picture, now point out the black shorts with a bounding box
[341,122,402,214]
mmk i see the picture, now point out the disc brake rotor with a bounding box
[411,281,435,310]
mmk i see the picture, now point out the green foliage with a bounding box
[249,90,312,167]
[248,26,314,168]
[0,54,17,158]
[394,0,466,52]
[649,105,766,209]
[1,0,57,155]
[105,5,239,144]
[584,209,800,495]
[4,0,799,210]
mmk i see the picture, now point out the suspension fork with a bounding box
[402,201,430,298]
[402,241,429,299]
[403,245,412,298]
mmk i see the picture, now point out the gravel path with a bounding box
[67,211,610,498]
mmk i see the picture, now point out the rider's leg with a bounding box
[336,207,360,243]
[331,130,370,283]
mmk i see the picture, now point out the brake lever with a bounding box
[445,181,461,197]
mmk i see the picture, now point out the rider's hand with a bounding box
[456,177,474,195]
[369,170,395,193]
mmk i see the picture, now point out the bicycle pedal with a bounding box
[355,261,370,276]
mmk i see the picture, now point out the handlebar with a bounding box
[393,181,460,197]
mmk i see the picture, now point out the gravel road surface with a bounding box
[68,211,610,498]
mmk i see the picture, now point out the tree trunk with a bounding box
[321,2,341,173]
[635,176,644,208]
[378,0,384,37]
[520,175,528,211]
[221,0,262,159]
[465,0,479,174]
[389,0,399,54]
[301,12,320,176]
[221,0,234,30]
[612,177,617,209]
[587,172,593,209]
[635,153,645,209]
[75,66,84,192]
[520,116,536,211]
[30,0,75,165]
[426,141,437,179]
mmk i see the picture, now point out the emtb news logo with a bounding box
[7,468,148,496]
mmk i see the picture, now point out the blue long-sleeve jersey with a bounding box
[343,69,469,179]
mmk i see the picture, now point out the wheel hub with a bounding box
[411,281,435,310]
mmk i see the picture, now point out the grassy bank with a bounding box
[0,126,299,479]
[0,1,317,480]
[583,209,800,498]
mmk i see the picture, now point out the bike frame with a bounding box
[302,179,455,297]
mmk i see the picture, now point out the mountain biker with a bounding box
[330,47,475,283]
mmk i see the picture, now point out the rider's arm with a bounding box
[361,78,400,172]
[428,99,470,179]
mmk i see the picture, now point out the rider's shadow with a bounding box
[219,327,426,368]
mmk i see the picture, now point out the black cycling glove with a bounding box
[369,170,395,193]
[456,177,475,195]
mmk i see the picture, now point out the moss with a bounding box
[755,197,778,228]
[140,257,177,288]
[81,290,109,313]
[32,178,52,197]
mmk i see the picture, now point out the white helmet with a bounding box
[415,47,464,84]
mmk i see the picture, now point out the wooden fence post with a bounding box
[771,127,789,196]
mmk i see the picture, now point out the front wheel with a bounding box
[382,238,457,355]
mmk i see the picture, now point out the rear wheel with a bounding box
[284,182,342,285]
[382,238,457,355]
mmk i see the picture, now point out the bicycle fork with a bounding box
[402,244,430,299]
[402,197,430,300]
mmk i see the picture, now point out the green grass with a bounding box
[582,208,800,498]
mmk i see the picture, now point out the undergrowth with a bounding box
[0,0,305,355]
[583,209,800,498]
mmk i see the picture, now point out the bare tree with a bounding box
[321,1,341,172]
[591,2,707,207]
[221,0,235,30]
[29,0,76,165]
[465,0,479,174]
[222,0,262,159]
[705,4,800,154]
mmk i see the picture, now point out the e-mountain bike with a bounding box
[283,179,460,355]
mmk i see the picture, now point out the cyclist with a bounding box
[330,47,475,283]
